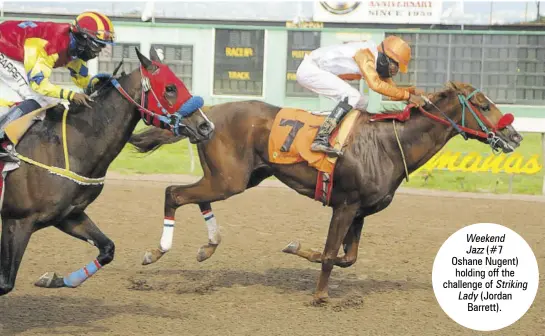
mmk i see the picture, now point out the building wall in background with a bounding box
[1,16,543,117]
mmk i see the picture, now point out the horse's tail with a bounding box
[129,126,185,153]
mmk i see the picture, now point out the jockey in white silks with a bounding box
[296,35,427,157]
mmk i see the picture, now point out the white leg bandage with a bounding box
[159,217,175,252]
[202,210,220,244]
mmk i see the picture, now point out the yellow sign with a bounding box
[285,21,324,29]
[414,151,542,175]
[291,50,312,59]
[286,72,297,81]
[228,71,250,80]
[225,47,254,57]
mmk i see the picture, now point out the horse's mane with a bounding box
[62,71,132,115]
[27,71,136,143]
[21,63,139,147]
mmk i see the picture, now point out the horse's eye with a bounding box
[165,85,177,99]
[482,104,490,111]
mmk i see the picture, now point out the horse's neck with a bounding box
[396,110,457,173]
[72,73,142,175]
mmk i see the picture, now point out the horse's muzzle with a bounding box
[491,125,523,154]
[186,120,215,144]
[198,120,215,139]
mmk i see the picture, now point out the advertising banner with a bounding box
[313,1,443,24]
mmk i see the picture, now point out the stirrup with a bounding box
[311,141,343,157]
[0,142,20,163]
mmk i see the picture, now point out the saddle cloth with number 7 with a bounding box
[268,107,360,174]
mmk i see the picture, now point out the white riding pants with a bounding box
[295,55,368,110]
[0,52,61,107]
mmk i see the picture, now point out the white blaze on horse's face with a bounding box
[484,95,495,106]
[198,108,215,131]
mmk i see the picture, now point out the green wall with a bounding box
[2,15,543,118]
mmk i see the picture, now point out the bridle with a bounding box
[371,88,516,183]
[416,89,514,153]
[420,89,510,137]
[89,62,201,133]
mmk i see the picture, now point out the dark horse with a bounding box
[0,47,214,295]
[129,81,522,304]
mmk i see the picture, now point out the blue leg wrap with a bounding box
[63,259,102,288]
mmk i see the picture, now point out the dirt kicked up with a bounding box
[0,178,543,336]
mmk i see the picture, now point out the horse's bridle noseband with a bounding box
[416,89,514,153]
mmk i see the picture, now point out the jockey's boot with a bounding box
[310,97,353,157]
[0,99,40,163]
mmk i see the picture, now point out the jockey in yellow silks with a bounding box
[0,11,116,161]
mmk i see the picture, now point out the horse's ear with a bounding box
[135,47,156,71]
[447,81,459,91]
[149,47,163,63]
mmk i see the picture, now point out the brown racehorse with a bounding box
[129,81,522,304]
[0,47,214,296]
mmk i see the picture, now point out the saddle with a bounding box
[2,104,56,145]
[268,107,360,205]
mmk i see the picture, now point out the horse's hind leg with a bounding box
[35,211,114,289]
[282,241,322,263]
[144,167,272,264]
[195,202,221,262]
[282,209,364,268]
[143,200,220,265]
[0,217,34,295]
[142,174,247,265]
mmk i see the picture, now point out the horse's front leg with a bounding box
[313,202,359,304]
[35,211,115,289]
[337,211,364,268]
[142,174,246,265]
[0,217,34,295]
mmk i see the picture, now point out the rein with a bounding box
[372,88,515,182]
[108,66,191,132]
[110,78,173,128]
[419,90,495,140]
[14,60,193,186]
[14,64,158,186]
[419,88,514,154]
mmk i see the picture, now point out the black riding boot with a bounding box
[311,98,353,157]
[0,99,40,163]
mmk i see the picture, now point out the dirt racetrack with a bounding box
[0,177,543,336]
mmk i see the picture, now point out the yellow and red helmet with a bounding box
[71,11,115,44]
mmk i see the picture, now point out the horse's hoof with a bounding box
[142,248,165,265]
[311,295,329,306]
[35,272,64,288]
[196,244,217,262]
[282,241,300,254]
